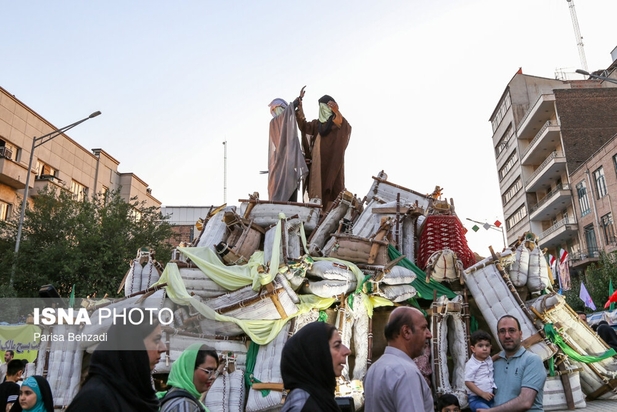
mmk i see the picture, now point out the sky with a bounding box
[2,0,617,255]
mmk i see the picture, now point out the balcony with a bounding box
[517,94,556,140]
[0,158,30,189]
[521,120,561,165]
[529,183,572,221]
[570,248,601,269]
[32,175,64,197]
[525,151,567,192]
[538,217,578,250]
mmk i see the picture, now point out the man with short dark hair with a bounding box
[0,359,24,411]
[478,315,546,412]
[364,307,433,411]
[0,351,14,383]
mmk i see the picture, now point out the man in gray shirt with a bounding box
[478,315,545,412]
[364,307,434,411]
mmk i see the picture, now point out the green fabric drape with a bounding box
[387,245,456,299]
[244,342,271,397]
[544,323,617,363]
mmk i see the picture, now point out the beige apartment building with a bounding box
[0,86,160,221]
[489,69,617,269]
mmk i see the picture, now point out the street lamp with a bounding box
[575,69,617,85]
[11,111,101,287]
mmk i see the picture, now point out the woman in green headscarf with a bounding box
[158,343,219,412]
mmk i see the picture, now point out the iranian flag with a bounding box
[560,248,569,264]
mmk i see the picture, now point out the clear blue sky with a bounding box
[2,0,616,253]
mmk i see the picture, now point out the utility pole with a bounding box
[222,140,227,203]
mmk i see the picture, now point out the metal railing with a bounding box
[570,248,600,261]
[517,94,554,135]
[526,151,565,186]
[522,120,558,158]
[539,217,578,239]
[529,183,571,214]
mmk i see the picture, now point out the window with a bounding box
[495,124,513,157]
[576,181,590,217]
[0,140,17,161]
[35,161,58,179]
[506,204,527,230]
[0,201,11,221]
[502,177,522,206]
[70,180,88,201]
[613,154,617,177]
[491,92,512,133]
[593,167,607,198]
[584,224,598,255]
[499,153,517,181]
[601,213,616,245]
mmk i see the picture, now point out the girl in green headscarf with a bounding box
[18,376,54,412]
[158,343,219,412]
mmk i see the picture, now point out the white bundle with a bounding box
[205,370,246,412]
[350,293,370,381]
[245,323,291,412]
[509,243,530,287]
[179,267,228,300]
[196,206,236,249]
[526,246,551,292]
[124,258,161,296]
[45,324,83,407]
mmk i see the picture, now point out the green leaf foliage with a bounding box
[0,186,176,298]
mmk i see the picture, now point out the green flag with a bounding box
[610,279,615,311]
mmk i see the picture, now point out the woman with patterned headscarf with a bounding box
[295,89,352,211]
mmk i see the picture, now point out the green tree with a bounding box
[582,251,617,312]
[0,186,176,298]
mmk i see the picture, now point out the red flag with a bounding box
[560,248,569,264]
[605,289,617,309]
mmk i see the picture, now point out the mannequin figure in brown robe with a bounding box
[295,93,351,210]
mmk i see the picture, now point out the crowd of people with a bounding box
[0,306,549,412]
[0,350,54,412]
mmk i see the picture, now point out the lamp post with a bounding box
[575,69,617,85]
[466,217,507,250]
[11,111,101,288]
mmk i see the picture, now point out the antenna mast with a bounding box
[567,0,588,72]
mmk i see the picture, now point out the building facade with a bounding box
[0,86,160,221]
[489,71,617,264]
[161,205,215,247]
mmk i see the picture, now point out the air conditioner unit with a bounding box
[0,147,13,160]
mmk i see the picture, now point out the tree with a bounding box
[585,251,617,311]
[0,186,177,298]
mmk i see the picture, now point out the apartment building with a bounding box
[489,70,617,266]
[0,86,160,221]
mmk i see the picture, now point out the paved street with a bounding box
[553,399,617,411]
